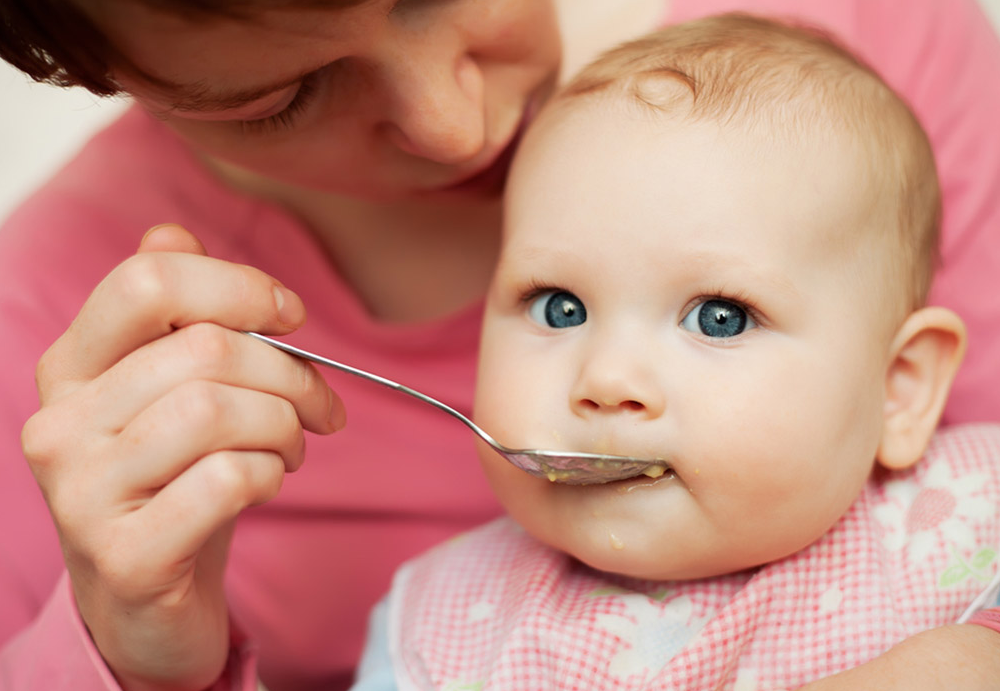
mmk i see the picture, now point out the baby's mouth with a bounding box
[512,430,670,485]
[611,464,679,487]
[637,464,672,480]
[534,455,673,485]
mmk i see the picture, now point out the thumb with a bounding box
[138,223,208,255]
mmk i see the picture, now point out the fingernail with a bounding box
[273,286,302,325]
[140,223,177,244]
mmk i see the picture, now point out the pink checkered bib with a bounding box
[387,425,1000,691]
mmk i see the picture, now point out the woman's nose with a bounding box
[569,342,666,420]
[379,52,487,165]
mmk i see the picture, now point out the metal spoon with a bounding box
[244,332,669,485]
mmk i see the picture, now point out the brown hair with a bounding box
[0,0,368,96]
[558,13,941,312]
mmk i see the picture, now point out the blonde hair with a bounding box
[558,13,940,312]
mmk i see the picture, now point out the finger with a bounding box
[86,323,340,435]
[108,378,309,496]
[137,223,208,256]
[38,251,305,395]
[105,451,282,587]
[135,450,286,568]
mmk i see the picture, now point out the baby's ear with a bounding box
[877,307,966,470]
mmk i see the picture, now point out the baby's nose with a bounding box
[570,348,666,420]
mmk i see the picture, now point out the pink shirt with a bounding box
[1,0,999,689]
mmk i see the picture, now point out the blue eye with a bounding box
[681,299,755,338]
[528,291,587,328]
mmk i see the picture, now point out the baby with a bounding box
[354,14,1000,691]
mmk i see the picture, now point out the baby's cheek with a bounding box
[718,463,856,562]
[693,457,819,528]
[485,466,564,546]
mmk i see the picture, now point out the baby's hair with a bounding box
[0,0,367,96]
[558,13,940,314]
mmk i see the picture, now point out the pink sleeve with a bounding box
[855,0,1000,424]
[967,608,1000,634]
[0,168,259,691]
[2,573,135,690]
[0,574,260,691]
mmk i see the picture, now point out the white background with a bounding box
[2,0,1000,223]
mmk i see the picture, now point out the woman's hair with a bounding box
[558,13,941,313]
[0,0,367,95]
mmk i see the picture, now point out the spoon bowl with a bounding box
[244,332,669,484]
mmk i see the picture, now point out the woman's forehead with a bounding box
[77,0,375,18]
[84,0,390,100]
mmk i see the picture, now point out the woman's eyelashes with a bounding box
[680,298,757,339]
[527,290,587,328]
[239,74,321,135]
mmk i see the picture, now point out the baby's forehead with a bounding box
[508,90,901,280]
[520,87,877,208]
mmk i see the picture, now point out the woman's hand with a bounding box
[20,224,343,691]
[797,624,1000,690]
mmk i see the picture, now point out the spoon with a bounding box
[244,332,669,485]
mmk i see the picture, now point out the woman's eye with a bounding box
[527,290,587,328]
[239,75,320,135]
[681,298,756,339]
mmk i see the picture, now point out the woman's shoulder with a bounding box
[4,106,247,241]
[0,106,270,294]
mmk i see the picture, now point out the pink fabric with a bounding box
[968,609,1000,635]
[1,0,998,688]
[0,574,258,690]
[389,426,1000,691]
[1,574,124,689]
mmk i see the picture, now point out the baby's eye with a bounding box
[527,290,587,328]
[681,298,756,339]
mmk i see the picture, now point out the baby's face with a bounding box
[475,98,898,580]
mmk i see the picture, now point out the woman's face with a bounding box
[80,0,562,201]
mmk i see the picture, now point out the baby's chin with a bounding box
[506,500,790,583]
[563,534,768,582]
[554,516,834,583]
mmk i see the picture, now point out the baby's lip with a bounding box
[614,459,675,482]
[573,439,667,468]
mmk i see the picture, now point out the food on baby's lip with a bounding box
[642,465,667,479]
[608,531,625,551]
[546,469,578,482]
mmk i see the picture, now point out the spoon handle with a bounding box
[243,331,500,446]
